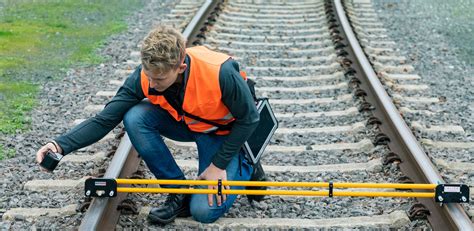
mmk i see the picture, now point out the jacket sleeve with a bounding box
[54,67,145,154]
[211,59,260,169]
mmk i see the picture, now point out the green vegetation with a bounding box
[0,0,144,135]
[0,82,38,133]
[414,0,474,64]
[0,144,16,160]
[448,1,474,64]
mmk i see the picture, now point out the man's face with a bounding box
[144,63,187,92]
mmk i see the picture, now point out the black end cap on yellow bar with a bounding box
[84,178,117,198]
[435,184,469,203]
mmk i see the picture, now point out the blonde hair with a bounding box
[141,25,186,74]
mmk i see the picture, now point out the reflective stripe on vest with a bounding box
[140,46,237,135]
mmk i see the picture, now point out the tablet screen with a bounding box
[244,99,278,163]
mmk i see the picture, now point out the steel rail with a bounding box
[79,134,140,230]
[78,1,219,230]
[183,0,221,47]
[333,0,473,230]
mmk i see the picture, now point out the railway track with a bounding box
[2,0,472,230]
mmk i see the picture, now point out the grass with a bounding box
[447,1,474,64]
[0,144,16,160]
[0,82,38,133]
[0,0,144,135]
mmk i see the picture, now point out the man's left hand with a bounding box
[198,163,229,207]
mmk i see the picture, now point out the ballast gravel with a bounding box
[372,0,473,135]
[370,0,473,219]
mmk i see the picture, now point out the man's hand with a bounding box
[198,163,229,207]
[36,141,62,172]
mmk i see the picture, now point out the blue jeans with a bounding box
[123,100,253,223]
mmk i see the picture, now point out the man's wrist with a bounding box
[48,140,63,154]
[211,160,227,171]
[210,162,225,171]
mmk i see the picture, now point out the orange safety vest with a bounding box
[140,46,247,135]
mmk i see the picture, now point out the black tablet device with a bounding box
[243,99,278,165]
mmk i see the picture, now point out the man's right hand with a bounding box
[36,141,62,171]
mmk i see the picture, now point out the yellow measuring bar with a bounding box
[117,187,435,198]
[84,178,469,203]
[115,179,436,190]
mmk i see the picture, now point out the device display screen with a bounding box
[246,102,275,159]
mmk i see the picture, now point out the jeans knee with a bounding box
[191,208,220,224]
[190,199,222,223]
[123,105,146,130]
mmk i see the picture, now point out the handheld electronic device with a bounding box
[40,150,63,172]
[243,99,278,165]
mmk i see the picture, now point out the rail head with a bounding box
[79,134,135,230]
[184,0,219,46]
[333,0,473,230]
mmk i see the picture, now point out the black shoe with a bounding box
[148,193,191,225]
[246,162,267,203]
